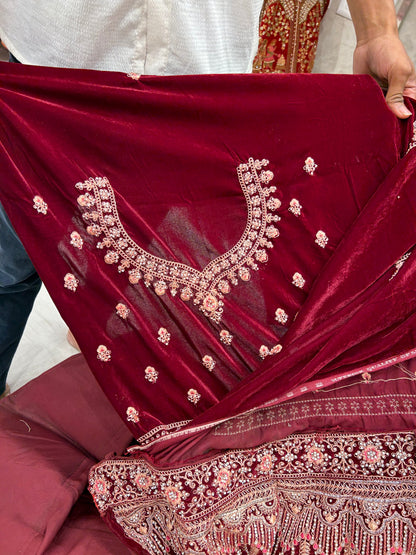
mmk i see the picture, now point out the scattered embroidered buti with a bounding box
[275,308,288,324]
[70,231,83,249]
[115,303,130,319]
[157,327,170,345]
[144,366,158,383]
[288,198,302,217]
[74,158,281,323]
[202,355,215,371]
[126,406,139,423]
[259,344,282,359]
[96,344,111,362]
[303,156,317,176]
[187,389,201,404]
[63,273,79,292]
[32,195,48,215]
[292,272,305,289]
[219,329,233,345]
[315,230,328,248]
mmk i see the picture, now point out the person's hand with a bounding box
[353,33,416,119]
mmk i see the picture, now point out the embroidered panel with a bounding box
[253,0,329,74]
[90,431,416,555]
[212,393,416,437]
[74,158,281,323]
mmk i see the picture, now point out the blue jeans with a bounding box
[0,52,41,394]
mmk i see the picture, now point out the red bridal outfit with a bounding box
[1,62,416,555]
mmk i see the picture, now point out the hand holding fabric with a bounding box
[353,33,416,118]
[347,0,416,118]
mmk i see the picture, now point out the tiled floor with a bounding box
[5,0,416,392]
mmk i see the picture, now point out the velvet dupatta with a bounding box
[1,62,416,554]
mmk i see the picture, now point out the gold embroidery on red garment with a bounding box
[89,431,416,555]
[144,366,158,384]
[253,0,329,75]
[74,158,281,323]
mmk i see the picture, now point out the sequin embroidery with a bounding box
[126,406,140,423]
[97,344,111,362]
[315,230,328,248]
[63,273,79,292]
[303,156,317,176]
[74,158,281,323]
[157,327,170,345]
[116,303,130,319]
[187,389,201,404]
[288,198,302,216]
[70,231,83,249]
[202,355,215,371]
[219,330,233,345]
[144,366,158,383]
[292,272,305,289]
[275,308,288,324]
[32,195,48,215]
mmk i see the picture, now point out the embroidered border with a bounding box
[90,431,416,555]
[74,158,281,322]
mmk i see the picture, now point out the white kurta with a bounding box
[0,0,263,74]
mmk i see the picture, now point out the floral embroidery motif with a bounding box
[96,344,111,362]
[202,355,215,371]
[288,198,302,217]
[259,344,282,359]
[187,389,201,405]
[70,231,83,249]
[116,302,130,319]
[144,366,158,384]
[292,272,305,288]
[126,406,139,423]
[63,273,79,292]
[303,156,317,176]
[164,486,182,507]
[89,432,416,555]
[157,327,170,346]
[32,195,48,215]
[406,120,416,153]
[75,158,281,323]
[390,250,412,281]
[362,372,371,382]
[315,230,328,248]
[215,468,232,491]
[275,307,288,324]
[127,72,140,81]
[219,329,233,345]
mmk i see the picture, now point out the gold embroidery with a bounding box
[89,431,416,555]
[75,158,281,323]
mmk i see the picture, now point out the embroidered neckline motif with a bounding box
[74,158,281,323]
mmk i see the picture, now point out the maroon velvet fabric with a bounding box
[1,62,415,464]
[2,63,416,554]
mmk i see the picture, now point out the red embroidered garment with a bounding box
[1,62,416,554]
[253,0,330,74]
